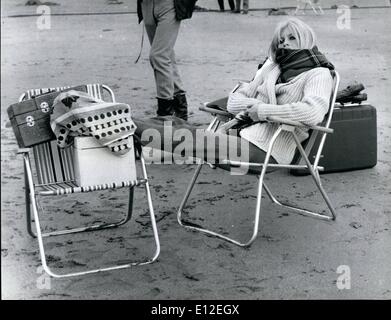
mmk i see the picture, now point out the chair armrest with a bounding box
[17,148,30,154]
[266,116,334,134]
[199,104,234,118]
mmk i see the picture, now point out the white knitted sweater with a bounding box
[227,58,333,164]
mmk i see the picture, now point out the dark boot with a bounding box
[173,93,188,121]
[233,0,240,12]
[157,98,174,117]
[218,0,225,11]
[228,0,235,11]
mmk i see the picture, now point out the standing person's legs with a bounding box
[141,0,183,117]
[171,51,188,120]
[242,0,249,13]
[141,0,157,46]
[234,0,241,13]
[228,0,235,11]
[219,0,235,11]
[218,0,225,11]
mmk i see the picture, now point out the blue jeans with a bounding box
[141,0,185,100]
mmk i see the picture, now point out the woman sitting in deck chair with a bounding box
[134,17,334,168]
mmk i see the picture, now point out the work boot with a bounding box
[173,93,188,121]
[157,98,174,117]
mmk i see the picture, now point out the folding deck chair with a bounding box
[17,84,160,278]
[177,71,340,247]
[294,0,324,15]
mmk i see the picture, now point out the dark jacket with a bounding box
[137,0,197,23]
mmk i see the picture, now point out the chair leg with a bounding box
[292,132,336,220]
[263,182,335,220]
[24,153,160,278]
[177,138,276,247]
[262,133,337,221]
[24,164,36,238]
[27,187,134,239]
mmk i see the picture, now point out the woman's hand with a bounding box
[246,104,259,121]
[235,82,250,95]
[227,91,261,116]
[235,111,252,122]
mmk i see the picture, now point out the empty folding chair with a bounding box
[15,84,160,278]
[177,71,340,247]
[295,0,324,15]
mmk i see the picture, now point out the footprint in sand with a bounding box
[147,287,162,297]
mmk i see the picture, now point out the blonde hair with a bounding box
[268,18,317,62]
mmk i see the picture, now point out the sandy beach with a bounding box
[1,0,391,300]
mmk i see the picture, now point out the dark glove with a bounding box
[336,83,367,105]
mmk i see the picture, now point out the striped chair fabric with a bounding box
[22,84,144,196]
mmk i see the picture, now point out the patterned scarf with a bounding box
[276,46,334,83]
[50,90,136,155]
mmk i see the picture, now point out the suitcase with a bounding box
[290,104,377,175]
[7,85,87,148]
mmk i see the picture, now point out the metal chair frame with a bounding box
[17,84,160,278]
[177,71,340,247]
[294,0,324,15]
